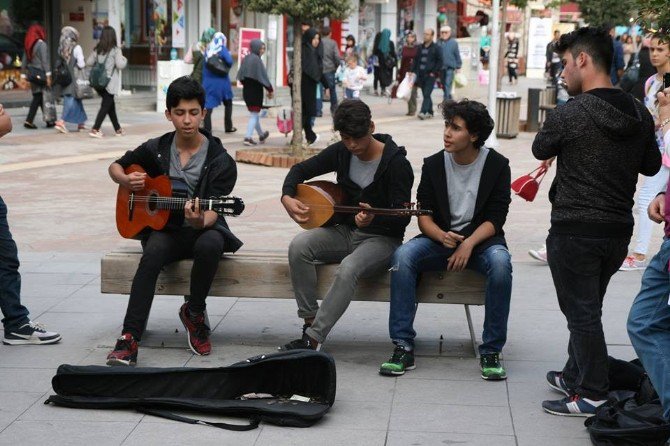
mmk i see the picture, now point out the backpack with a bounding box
[53,55,72,87]
[45,350,336,430]
[89,50,112,91]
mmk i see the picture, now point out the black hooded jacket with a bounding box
[114,129,243,253]
[282,134,414,239]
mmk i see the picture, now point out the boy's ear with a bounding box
[164,109,172,121]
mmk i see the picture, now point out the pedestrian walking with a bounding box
[22,24,55,129]
[184,28,215,85]
[87,26,127,138]
[532,27,661,417]
[398,31,418,115]
[342,55,367,99]
[505,33,520,85]
[320,26,341,115]
[372,29,396,97]
[411,29,442,120]
[237,39,273,146]
[437,26,461,99]
[54,26,87,133]
[301,28,323,145]
[202,32,236,134]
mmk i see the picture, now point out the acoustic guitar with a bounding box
[116,164,245,239]
[293,180,432,230]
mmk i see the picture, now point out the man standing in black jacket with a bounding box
[410,29,442,120]
[532,27,661,416]
[380,99,512,380]
[106,76,242,366]
[280,100,413,350]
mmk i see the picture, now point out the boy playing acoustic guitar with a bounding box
[280,99,414,350]
[106,76,242,365]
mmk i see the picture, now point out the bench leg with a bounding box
[183,295,211,328]
[464,305,479,358]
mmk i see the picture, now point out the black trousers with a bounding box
[546,233,629,400]
[123,227,225,340]
[302,113,316,144]
[26,92,43,123]
[204,100,233,133]
[93,89,120,131]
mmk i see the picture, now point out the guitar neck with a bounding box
[131,195,213,211]
[332,205,426,216]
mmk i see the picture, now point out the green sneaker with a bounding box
[379,345,416,376]
[480,352,507,381]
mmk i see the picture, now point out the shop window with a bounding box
[0,0,45,90]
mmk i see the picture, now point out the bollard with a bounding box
[527,88,542,132]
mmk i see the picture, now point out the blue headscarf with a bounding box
[379,29,391,55]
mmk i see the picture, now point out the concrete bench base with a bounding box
[101,249,487,355]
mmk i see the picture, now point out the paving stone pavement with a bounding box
[0,80,663,445]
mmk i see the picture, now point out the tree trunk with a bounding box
[290,19,305,156]
[497,0,508,91]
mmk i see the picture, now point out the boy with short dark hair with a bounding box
[106,75,242,366]
[280,99,413,351]
[380,99,512,380]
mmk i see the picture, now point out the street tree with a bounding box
[242,0,353,155]
[634,0,670,36]
[575,0,637,27]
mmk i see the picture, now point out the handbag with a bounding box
[205,54,231,76]
[53,56,72,88]
[511,165,548,202]
[73,66,93,99]
[396,73,415,100]
[619,52,640,91]
[27,66,47,87]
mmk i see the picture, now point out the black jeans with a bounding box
[123,227,225,340]
[302,113,316,144]
[93,89,120,131]
[204,100,233,133]
[26,92,43,124]
[546,233,629,400]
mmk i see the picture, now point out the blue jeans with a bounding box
[0,196,30,332]
[344,88,360,99]
[628,237,670,419]
[442,68,455,101]
[245,111,263,138]
[323,71,338,114]
[419,77,435,115]
[389,236,513,354]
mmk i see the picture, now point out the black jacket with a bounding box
[282,134,414,239]
[416,148,511,253]
[532,91,660,237]
[412,42,442,85]
[115,129,243,252]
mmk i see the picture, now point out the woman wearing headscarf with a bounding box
[54,26,87,133]
[22,24,54,129]
[373,28,396,96]
[86,26,128,138]
[202,31,235,134]
[237,39,273,146]
[397,31,418,115]
[301,28,323,145]
[184,27,215,85]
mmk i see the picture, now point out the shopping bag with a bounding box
[74,66,94,99]
[454,72,468,88]
[511,165,548,202]
[41,87,57,123]
[276,108,293,137]
[396,73,415,100]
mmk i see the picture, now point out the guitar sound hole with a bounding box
[146,192,159,214]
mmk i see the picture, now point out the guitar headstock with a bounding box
[206,196,245,216]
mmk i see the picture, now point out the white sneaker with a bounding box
[3,321,62,345]
[528,244,548,263]
[620,255,647,271]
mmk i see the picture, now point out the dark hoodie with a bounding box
[532,90,661,237]
[115,129,243,253]
[282,134,414,239]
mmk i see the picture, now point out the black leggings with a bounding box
[123,228,226,340]
[26,92,43,124]
[93,89,120,131]
[204,100,233,133]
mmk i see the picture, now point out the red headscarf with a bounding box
[24,24,46,61]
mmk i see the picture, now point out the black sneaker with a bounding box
[542,394,608,417]
[280,332,321,351]
[106,333,138,366]
[480,352,507,380]
[243,137,257,146]
[546,371,571,396]
[259,130,270,143]
[379,345,416,376]
[3,321,61,345]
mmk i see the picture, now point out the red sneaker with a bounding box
[106,333,138,366]
[178,303,211,355]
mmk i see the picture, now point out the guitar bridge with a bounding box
[128,192,135,221]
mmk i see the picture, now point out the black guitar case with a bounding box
[45,350,336,430]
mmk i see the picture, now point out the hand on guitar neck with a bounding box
[353,202,374,228]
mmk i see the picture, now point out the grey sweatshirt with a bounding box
[532,90,661,237]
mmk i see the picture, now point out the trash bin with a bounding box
[496,94,521,139]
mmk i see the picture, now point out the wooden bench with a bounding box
[101,249,487,355]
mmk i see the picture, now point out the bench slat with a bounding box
[101,252,487,305]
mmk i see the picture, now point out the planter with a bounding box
[235,146,322,168]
